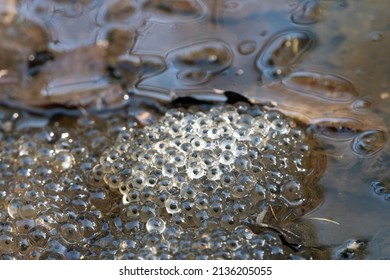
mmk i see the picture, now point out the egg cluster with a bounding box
[97,103,322,240]
[0,104,326,259]
[0,111,127,259]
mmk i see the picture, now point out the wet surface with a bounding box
[0,0,390,259]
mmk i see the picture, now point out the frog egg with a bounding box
[170,212,186,226]
[195,209,210,224]
[164,224,184,240]
[146,217,166,233]
[164,197,181,214]
[154,141,168,153]
[13,182,30,195]
[77,214,102,239]
[34,165,53,179]
[0,232,18,253]
[186,160,205,179]
[143,231,163,250]
[140,201,157,222]
[8,198,22,219]
[234,156,252,172]
[195,116,211,128]
[220,172,235,187]
[195,193,209,210]
[60,222,84,244]
[219,151,235,165]
[271,118,290,135]
[91,164,105,181]
[110,159,125,174]
[156,190,170,207]
[103,173,122,189]
[140,187,157,203]
[222,110,239,123]
[280,179,305,207]
[181,124,195,136]
[236,114,254,128]
[178,141,192,153]
[170,152,186,167]
[233,200,250,219]
[18,155,36,168]
[169,123,182,136]
[220,139,236,152]
[190,136,206,151]
[179,183,197,199]
[231,184,248,198]
[156,176,172,189]
[208,201,224,218]
[161,163,177,178]
[233,127,251,141]
[250,183,267,204]
[144,172,158,187]
[131,171,146,190]
[19,201,39,219]
[206,165,222,181]
[153,154,167,169]
[253,117,271,136]
[15,219,35,234]
[28,225,50,247]
[237,173,256,189]
[181,200,195,215]
[174,172,188,186]
[25,246,45,260]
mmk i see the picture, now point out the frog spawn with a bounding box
[0,110,127,259]
[0,103,328,259]
[95,103,325,259]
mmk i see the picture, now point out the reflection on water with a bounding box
[0,0,389,259]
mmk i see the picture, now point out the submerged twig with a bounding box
[309,217,340,225]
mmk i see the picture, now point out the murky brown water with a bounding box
[0,0,389,259]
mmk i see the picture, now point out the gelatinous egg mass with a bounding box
[0,103,326,260]
[98,103,324,244]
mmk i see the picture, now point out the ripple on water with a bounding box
[281,71,359,102]
[143,0,206,23]
[166,39,233,85]
[256,30,315,82]
[290,0,323,25]
[351,130,387,157]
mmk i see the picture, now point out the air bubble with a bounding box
[238,40,257,55]
[369,31,384,42]
[370,180,387,195]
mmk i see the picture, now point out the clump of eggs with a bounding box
[0,103,327,259]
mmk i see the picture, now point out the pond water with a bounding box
[0,0,389,259]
